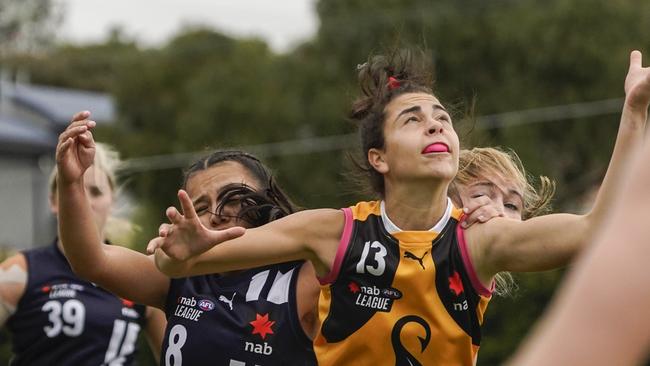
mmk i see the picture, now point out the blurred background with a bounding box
[0,0,648,364]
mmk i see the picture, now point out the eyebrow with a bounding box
[191,182,256,206]
[395,103,448,123]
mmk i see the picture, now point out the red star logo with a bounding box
[122,299,134,308]
[41,285,50,293]
[250,313,275,340]
[348,281,360,293]
[449,271,464,296]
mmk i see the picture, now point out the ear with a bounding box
[368,148,389,174]
[49,193,59,215]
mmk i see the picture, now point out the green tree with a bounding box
[0,0,62,56]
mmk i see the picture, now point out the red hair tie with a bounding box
[387,76,400,90]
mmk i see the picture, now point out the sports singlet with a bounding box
[161,261,316,366]
[6,240,147,366]
[315,199,493,366]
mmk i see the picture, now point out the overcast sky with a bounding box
[56,0,319,52]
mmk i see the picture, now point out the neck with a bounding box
[382,178,450,231]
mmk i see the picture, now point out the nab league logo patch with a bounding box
[348,281,402,312]
[198,299,215,311]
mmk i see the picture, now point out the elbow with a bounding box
[68,261,106,284]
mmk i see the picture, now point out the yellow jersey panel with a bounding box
[315,201,491,366]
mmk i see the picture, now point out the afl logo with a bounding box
[198,299,215,311]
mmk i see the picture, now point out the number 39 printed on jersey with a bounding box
[41,299,140,366]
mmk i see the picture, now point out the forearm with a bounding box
[57,180,108,280]
[156,229,317,277]
[475,213,590,276]
[154,249,197,278]
[589,102,647,225]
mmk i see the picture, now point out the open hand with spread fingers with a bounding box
[147,189,246,261]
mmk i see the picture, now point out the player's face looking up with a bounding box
[377,92,459,184]
[184,161,262,230]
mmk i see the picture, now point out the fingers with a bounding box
[71,110,91,122]
[56,137,74,160]
[77,130,96,149]
[463,206,502,228]
[462,196,491,215]
[211,226,246,243]
[158,223,173,237]
[462,196,502,228]
[178,190,198,220]
[630,50,642,70]
[146,236,164,255]
[166,206,183,225]
[58,124,90,145]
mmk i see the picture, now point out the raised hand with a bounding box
[461,195,504,229]
[147,189,246,261]
[624,50,650,112]
[55,111,97,185]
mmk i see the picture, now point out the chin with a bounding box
[426,165,457,181]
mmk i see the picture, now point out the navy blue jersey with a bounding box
[5,241,147,366]
[162,261,316,366]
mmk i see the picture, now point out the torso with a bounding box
[314,200,492,366]
[162,261,316,366]
[6,241,147,366]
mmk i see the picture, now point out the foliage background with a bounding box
[1,0,649,364]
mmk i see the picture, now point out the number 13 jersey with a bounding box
[315,200,493,366]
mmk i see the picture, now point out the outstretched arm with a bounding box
[467,50,650,282]
[56,111,169,309]
[508,122,650,366]
[149,189,343,278]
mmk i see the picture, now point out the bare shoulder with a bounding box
[0,253,28,308]
[0,253,27,272]
[279,208,345,238]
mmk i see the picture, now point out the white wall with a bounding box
[0,156,56,251]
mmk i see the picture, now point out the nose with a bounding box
[209,209,232,228]
[426,117,444,135]
[494,198,506,217]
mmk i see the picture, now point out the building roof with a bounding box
[3,81,115,128]
[0,114,57,155]
[0,80,114,156]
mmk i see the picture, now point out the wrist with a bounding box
[623,96,650,115]
[57,177,85,191]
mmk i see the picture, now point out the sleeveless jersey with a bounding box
[6,240,147,366]
[315,200,493,366]
[161,261,316,366]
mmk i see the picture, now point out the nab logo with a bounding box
[250,313,275,340]
[449,271,468,312]
[198,299,215,311]
[245,313,275,356]
[121,299,134,308]
[448,271,464,296]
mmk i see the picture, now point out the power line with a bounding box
[118,97,624,174]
